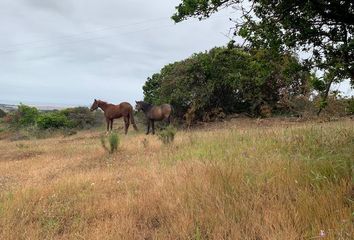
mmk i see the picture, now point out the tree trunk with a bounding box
[317,77,334,116]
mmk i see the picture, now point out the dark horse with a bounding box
[90,99,138,134]
[135,101,172,135]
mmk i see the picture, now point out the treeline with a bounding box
[2,104,104,130]
[143,45,354,124]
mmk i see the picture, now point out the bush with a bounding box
[312,93,349,117]
[259,104,272,118]
[36,112,71,129]
[143,46,311,122]
[347,97,354,115]
[61,107,103,129]
[18,104,39,126]
[101,133,120,154]
[157,126,177,144]
[36,107,104,131]
[0,109,6,118]
[284,95,316,117]
[5,104,40,128]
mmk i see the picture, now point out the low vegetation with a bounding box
[157,125,177,144]
[0,118,352,239]
[348,97,354,115]
[0,109,6,118]
[100,133,120,154]
[0,104,104,140]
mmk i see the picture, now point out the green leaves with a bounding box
[143,45,309,122]
[36,112,71,130]
[4,105,102,130]
[172,0,230,22]
[310,76,326,92]
[5,104,40,128]
[173,0,354,84]
[157,126,177,144]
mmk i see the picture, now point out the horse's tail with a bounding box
[129,109,138,131]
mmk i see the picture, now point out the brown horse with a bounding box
[135,101,173,135]
[90,99,138,134]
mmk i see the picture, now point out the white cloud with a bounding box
[0,0,236,106]
[3,1,349,107]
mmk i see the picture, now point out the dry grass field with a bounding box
[0,118,353,239]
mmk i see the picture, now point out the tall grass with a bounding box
[157,125,177,144]
[100,133,120,154]
[0,119,353,239]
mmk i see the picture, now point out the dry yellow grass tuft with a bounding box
[0,119,353,239]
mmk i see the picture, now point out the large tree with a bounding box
[143,46,310,123]
[172,0,354,114]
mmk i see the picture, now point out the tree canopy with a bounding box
[143,46,310,123]
[172,0,354,113]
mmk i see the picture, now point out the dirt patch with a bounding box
[57,133,102,144]
[0,150,43,162]
[0,131,14,141]
[0,175,15,191]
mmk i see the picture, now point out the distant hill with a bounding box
[0,103,17,112]
[0,103,70,112]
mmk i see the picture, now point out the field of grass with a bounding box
[0,118,353,239]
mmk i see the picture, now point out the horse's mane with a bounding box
[97,99,108,104]
[140,101,152,109]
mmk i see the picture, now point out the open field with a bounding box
[0,118,353,239]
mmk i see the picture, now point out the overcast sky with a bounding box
[0,0,237,107]
[0,0,352,107]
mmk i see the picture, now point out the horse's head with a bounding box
[90,99,99,111]
[135,101,143,111]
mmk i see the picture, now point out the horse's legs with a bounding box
[123,116,129,135]
[126,115,130,133]
[151,120,155,135]
[106,118,110,134]
[110,120,113,132]
[146,120,150,135]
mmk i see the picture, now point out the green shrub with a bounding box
[6,104,40,128]
[18,104,39,126]
[157,126,177,144]
[61,107,103,129]
[0,109,6,118]
[143,46,311,122]
[100,133,120,154]
[347,97,354,115]
[36,112,71,129]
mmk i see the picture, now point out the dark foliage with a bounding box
[61,107,104,129]
[143,46,310,123]
[0,109,6,118]
[172,0,354,114]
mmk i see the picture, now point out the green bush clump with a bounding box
[157,126,177,144]
[4,104,104,130]
[143,46,311,122]
[347,97,354,115]
[61,107,103,129]
[36,112,71,129]
[1,105,105,140]
[0,109,6,118]
[101,133,120,154]
[18,104,39,126]
[5,104,40,128]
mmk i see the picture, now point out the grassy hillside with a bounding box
[0,119,353,239]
